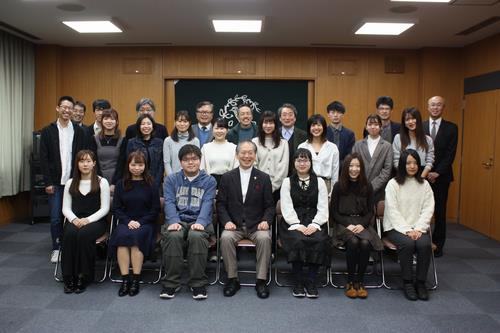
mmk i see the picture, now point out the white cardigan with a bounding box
[252,137,289,192]
[62,177,110,223]
[383,177,435,234]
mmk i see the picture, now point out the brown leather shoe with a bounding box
[356,283,368,299]
[345,282,357,298]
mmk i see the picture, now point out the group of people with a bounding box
[39,94,457,302]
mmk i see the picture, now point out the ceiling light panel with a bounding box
[62,21,122,33]
[390,0,451,3]
[355,22,415,35]
[212,20,262,33]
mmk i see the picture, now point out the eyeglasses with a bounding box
[181,157,200,163]
[59,105,73,111]
[197,111,213,115]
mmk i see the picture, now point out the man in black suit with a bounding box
[424,96,458,257]
[363,96,400,143]
[217,141,275,298]
[278,103,308,176]
[325,100,355,166]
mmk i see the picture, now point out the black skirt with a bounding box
[279,218,331,266]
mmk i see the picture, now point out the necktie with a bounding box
[431,121,437,140]
[202,126,207,132]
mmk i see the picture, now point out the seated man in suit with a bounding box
[160,144,217,300]
[325,100,355,167]
[192,101,214,148]
[278,103,308,176]
[217,140,275,298]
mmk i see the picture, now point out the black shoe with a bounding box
[223,278,241,297]
[191,286,208,300]
[292,282,306,298]
[304,280,318,298]
[415,281,429,301]
[160,286,180,299]
[74,276,87,294]
[63,277,74,294]
[403,283,418,301]
[129,276,140,297]
[118,276,130,297]
[255,279,269,299]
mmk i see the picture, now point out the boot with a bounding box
[129,274,141,297]
[118,274,130,297]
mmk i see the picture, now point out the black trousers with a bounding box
[345,237,372,283]
[386,230,431,282]
[61,220,107,279]
[430,180,450,249]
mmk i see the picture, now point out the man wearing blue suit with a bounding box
[326,100,355,167]
[191,101,214,148]
[424,96,458,258]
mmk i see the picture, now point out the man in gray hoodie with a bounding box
[160,144,217,300]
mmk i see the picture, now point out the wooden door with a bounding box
[460,91,497,235]
[490,90,500,240]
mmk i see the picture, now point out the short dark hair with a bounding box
[395,149,424,185]
[92,99,111,112]
[58,96,74,106]
[365,114,382,127]
[376,96,394,109]
[178,144,202,161]
[196,101,214,110]
[326,101,346,114]
[135,98,155,112]
[306,114,327,143]
[74,101,86,112]
[135,113,156,139]
[238,103,252,112]
[214,117,229,129]
[277,103,298,118]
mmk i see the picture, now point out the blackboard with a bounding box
[174,79,309,130]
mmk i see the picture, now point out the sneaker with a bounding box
[191,286,208,300]
[160,286,180,299]
[304,280,318,298]
[50,250,60,264]
[292,282,306,298]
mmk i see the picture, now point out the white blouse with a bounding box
[280,177,329,230]
[252,137,289,192]
[297,140,339,186]
[383,177,435,234]
[62,177,110,223]
[200,140,238,175]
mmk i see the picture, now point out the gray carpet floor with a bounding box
[1,221,500,333]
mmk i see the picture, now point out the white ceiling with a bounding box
[1,0,499,48]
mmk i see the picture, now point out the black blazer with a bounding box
[424,119,458,183]
[326,125,355,163]
[280,126,308,175]
[216,167,275,232]
[125,123,168,141]
[363,121,400,143]
[40,121,86,187]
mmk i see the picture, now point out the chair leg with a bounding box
[54,249,63,282]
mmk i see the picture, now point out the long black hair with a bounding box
[395,149,424,185]
[338,153,369,195]
[306,114,327,143]
[171,110,195,142]
[69,150,100,196]
[292,148,315,176]
[257,110,280,148]
[400,107,428,152]
[135,114,156,139]
[123,151,153,191]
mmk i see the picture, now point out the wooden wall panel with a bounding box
[265,48,317,78]
[419,48,464,222]
[34,45,61,130]
[163,47,214,77]
[213,47,266,77]
[0,192,30,225]
[463,33,500,78]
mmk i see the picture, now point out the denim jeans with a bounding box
[48,185,64,250]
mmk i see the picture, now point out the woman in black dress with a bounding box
[61,150,110,294]
[279,148,330,298]
[331,153,383,299]
[109,151,160,297]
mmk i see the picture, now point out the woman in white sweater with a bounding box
[163,110,200,176]
[252,111,289,202]
[61,150,110,294]
[384,149,435,301]
[393,107,434,178]
[298,114,339,193]
[200,118,238,186]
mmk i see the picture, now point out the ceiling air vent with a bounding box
[456,16,500,35]
[451,0,500,6]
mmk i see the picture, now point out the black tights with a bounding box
[345,237,371,283]
[292,262,319,283]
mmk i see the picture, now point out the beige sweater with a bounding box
[252,137,289,192]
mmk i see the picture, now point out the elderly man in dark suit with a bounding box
[217,141,275,299]
[424,96,458,258]
[278,103,308,176]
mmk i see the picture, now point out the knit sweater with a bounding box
[200,140,238,175]
[163,133,200,175]
[252,137,289,192]
[383,177,435,234]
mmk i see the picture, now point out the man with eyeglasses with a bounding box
[40,95,86,263]
[191,101,214,147]
[160,144,217,300]
[125,98,168,141]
